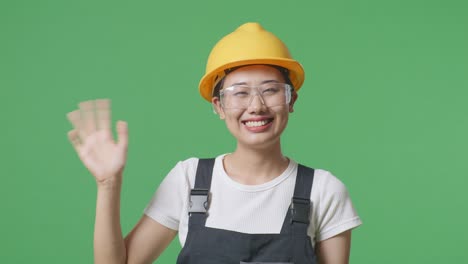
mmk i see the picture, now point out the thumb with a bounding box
[116,120,128,149]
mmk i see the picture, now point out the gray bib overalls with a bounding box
[177,158,318,264]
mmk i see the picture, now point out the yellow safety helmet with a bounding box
[199,22,305,102]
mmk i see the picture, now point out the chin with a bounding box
[237,135,281,150]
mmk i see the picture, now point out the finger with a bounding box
[67,110,87,140]
[67,129,82,152]
[79,100,97,137]
[116,120,128,150]
[67,110,80,128]
[95,99,112,134]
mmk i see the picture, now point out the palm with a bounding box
[78,130,126,181]
[67,99,129,184]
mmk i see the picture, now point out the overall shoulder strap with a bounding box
[280,164,315,234]
[194,158,215,189]
[294,164,315,201]
[188,158,215,228]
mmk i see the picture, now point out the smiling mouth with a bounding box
[243,118,274,127]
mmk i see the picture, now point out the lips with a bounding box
[241,118,274,131]
[244,119,273,127]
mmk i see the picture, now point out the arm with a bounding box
[67,99,176,264]
[94,178,178,264]
[93,179,127,263]
[124,215,177,263]
[312,170,362,264]
[95,180,177,264]
[315,230,352,264]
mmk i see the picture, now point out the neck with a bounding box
[223,140,289,185]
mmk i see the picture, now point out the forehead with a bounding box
[223,65,284,86]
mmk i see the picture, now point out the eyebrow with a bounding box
[229,80,280,86]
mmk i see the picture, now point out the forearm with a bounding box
[94,177,127,264]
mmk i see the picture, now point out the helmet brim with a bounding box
[199,58,305,102]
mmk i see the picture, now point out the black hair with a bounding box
[211,64,294,98]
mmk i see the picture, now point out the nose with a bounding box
[247,93,267,113]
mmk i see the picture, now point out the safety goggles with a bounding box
[220,83,292,109]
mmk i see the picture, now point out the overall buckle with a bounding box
[188,189,209,214]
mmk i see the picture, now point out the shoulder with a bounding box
[294,164,348,196]
[174,155,224,174]
[174,157,199,173]
[312,169,349,196]
[175,154,225,169]
[156,157,199,190]
[307,168,362,241]
[310,168,353,213]
[166,154,226,188]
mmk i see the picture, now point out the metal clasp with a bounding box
[188,189,209,214]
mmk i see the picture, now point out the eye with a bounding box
[233,91,249,97]
[231,86,250,97]
[262,86,280,95]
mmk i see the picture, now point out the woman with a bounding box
[67,22,362,264]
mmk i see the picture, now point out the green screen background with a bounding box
[1,0,467,263]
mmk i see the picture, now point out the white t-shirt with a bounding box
[144,154,362,247]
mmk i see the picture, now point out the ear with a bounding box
[289,92,298,113]
[212,97,226,119]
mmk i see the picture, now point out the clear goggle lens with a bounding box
[220,83,292,109]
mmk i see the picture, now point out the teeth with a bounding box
[245,120,271,127]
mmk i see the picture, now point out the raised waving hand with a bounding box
[66,99,128,186]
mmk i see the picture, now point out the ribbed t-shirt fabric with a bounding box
[144,154,362,247]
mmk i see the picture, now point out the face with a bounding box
[212,65,298,149]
